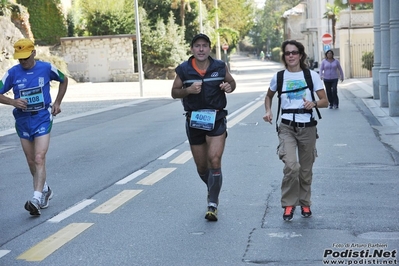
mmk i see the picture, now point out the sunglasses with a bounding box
[284,51,300,56]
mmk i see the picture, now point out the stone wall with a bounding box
[60,35,138,82]
[0,17,24,76]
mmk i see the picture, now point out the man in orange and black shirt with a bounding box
[171,34,236,221]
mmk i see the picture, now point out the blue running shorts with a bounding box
[13,106,53,141]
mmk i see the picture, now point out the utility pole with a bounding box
[214,0,221,59]
[348,5,352,78]
[199,0,203,32]
[134,0,144,96]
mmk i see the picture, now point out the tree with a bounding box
[143,11,187,68]
[73,0,135,36]
[16,0,67,45]
[139,0,173,26]
[250,0,301,54]
[0,0,12,16]
[323,3,341,47]
[171,0,191,27]
[202,0,255,39]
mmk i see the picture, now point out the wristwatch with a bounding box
[313,101,318,108]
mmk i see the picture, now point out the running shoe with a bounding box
[301,206,312,218]
[40,186,53,209]
[283,206,295,221]
[24,198,41,216]
[205,206,218,221]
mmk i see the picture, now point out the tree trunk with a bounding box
[180,0,185,27]
[332,18,336,47]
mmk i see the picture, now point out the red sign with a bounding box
[222,43,229,51]
[322,33,332,45]
[349,0,372,3]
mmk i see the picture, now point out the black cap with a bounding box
[191,33,211,47]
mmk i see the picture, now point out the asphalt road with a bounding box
[0,55,398,266]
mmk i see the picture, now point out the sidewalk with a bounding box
[230,53,399,156]
[339,77,399,156]
[57,79,175,102]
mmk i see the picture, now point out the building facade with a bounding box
[285,0,399,117]
[60,35,138,82]
[372,0,399,116]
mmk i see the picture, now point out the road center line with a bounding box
[136,168,176,186]
[17,223,94,262]
[90,190,143,214]
[169,151,192,164]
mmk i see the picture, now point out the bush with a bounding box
[361,51,374,71]
[17,0,67,45]
[271,47,281,62]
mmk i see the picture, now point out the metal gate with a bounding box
[350,42,374,78]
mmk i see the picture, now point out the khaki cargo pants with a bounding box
[277,123,318,207]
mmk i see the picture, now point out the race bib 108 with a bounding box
[20,86,45,112]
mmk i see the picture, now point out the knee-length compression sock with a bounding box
[208,168,222,206]
[199,169,210,186]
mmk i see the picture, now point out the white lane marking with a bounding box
[227,100,264,128]
[0,99,150,137]
[0,250,10,258]
[170,151,192,164]
[268,232,302,238]
[53,100,148,123]
[115,169,147,185]
[136,168,176,185]
[47,199,96,223]
[228,100,257,119]
[227,93,265,120]
[158,149,179,159]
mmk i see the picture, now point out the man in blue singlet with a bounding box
[0,38,68,216]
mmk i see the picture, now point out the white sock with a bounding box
[33,191,42,201]
[42,182,49,192]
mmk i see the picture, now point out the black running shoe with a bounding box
[283,206,295,221]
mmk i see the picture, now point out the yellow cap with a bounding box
[13,39,35,59]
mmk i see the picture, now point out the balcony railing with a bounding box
[337,10,373,29]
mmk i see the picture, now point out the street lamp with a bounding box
[134,0,144,96]
[199,0,203,32]
[214,0,221,59]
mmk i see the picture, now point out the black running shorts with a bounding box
[185,117,227,145]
